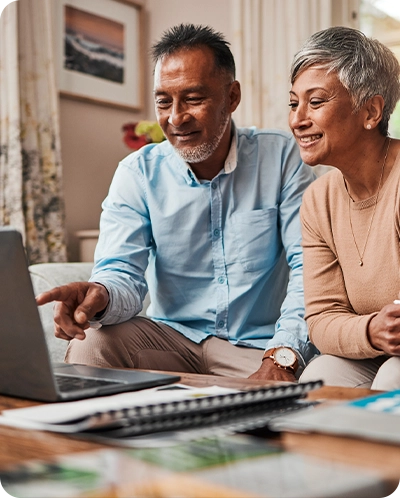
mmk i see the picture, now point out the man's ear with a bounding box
[229,80,241,113]
[363,94,384,130]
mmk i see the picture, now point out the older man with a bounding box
[37,24,317,380]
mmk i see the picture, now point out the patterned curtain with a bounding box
[0,0,67,264]
[231,0,359,131]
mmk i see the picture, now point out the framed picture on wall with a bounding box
[55,0,143,111]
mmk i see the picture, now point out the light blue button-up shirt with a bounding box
[90,125,317,366]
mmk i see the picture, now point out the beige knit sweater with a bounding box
[300,151,400,359]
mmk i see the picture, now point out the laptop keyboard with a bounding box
[55,374,121,392]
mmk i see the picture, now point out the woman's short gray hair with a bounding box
[290,26,400,136]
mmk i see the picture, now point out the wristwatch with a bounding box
[262,347,298,373]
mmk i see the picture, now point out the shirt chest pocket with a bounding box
[232,208,279,272]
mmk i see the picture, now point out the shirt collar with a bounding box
[223,123,238,174]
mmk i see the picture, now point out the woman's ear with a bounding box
[364,95,384,130]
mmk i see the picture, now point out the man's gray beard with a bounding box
[174,110,230,164]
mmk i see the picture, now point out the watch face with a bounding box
[275,347,296,367]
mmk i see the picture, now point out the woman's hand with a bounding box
[367,303,400,355]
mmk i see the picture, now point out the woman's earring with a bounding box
[366,124,372,130]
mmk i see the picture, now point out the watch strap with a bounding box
[262,348,276,361]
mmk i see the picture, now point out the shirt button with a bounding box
[218,276,225,284]
[217,320,225,328]
[213,228,220,237]
[211,183,217,190]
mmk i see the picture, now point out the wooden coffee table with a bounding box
[0,372,399,495]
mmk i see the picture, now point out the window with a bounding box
[360,0,400,137]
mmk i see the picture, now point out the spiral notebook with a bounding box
[0,381,322,443]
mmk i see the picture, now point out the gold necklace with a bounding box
[344,137,391,267]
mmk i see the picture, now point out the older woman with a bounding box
[289,26,400,390]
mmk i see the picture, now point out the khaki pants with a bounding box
[65,316,265,378]
[299,354,400,390]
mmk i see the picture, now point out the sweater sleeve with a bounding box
[300,184,384,359]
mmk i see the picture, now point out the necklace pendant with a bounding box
[359,260,363,266]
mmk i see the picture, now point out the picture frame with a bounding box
[55,0,143,111]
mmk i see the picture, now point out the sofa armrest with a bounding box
[29,263,93,363]
[29,262,150,363]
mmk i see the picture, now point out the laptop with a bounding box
[0,227,180,402]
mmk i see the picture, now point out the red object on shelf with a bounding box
[122,123,149,150]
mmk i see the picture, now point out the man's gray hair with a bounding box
[290,26,400,136]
